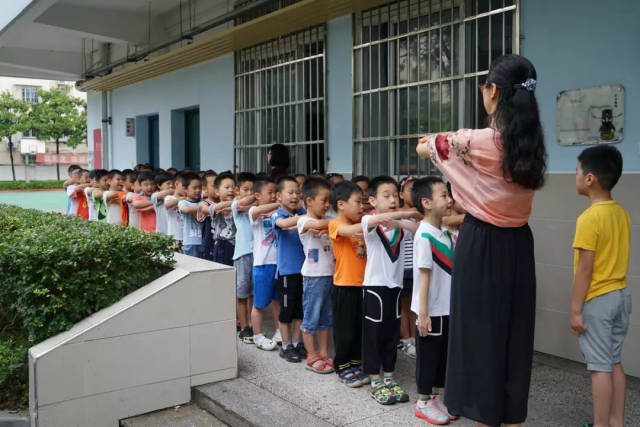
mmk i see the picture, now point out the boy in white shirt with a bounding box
[297,177,335,373]
[248,177,281,350]
[124,171,140,229]
[152,173,175,234]
[360,176,420,406]
[410,177,456,424]
[103,169,124,225]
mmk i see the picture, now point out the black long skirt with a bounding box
[444,215,536,426]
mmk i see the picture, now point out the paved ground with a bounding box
[194,317,640,427]
[0,190,66,211]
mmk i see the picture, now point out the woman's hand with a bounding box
[416,135,433,159]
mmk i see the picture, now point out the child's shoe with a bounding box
[352,367,370,386]
[294,341,307,358]
[402,341,416,358]
[432,394,458,421]
[271,329,282,346]
[338,367,363,388]
[370,383,396,405]
[238,327,254,344]
[279,344,301,363]
[254,334,277,351]
[414,398,449,425]
[305,355,333,374]
[385,380,409,403]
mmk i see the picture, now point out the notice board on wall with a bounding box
[557,84,624,146]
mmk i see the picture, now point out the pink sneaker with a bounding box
[414,398,449,425]
[433,394,459,421]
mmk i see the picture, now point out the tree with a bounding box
[29,86,87,180]
[0,92,30,181]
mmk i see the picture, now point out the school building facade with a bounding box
[0,0,637,375]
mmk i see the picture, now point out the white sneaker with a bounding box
[414,398,449,425]
[271,329,282,346]
[254,335,277,351]
[433,394,458,420]
[403,342,416,358]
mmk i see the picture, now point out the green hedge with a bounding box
[0,205,176,409]
[0,180,65,190]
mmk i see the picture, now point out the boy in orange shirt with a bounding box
[130,171,157,232]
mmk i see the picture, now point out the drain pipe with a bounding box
[100,91,112,169]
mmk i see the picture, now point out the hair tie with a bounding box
[514,78,536,92]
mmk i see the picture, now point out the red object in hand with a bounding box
[435,134,450,160]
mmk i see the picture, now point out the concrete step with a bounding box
[0,411,28,427]
[193,378,333,427]
[120,403,227,427]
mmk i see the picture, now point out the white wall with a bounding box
[108,53,234,171]
[86,91,102,168]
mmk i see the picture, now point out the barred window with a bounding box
[353,0,518,177]
[234,26,326,174]
[21,87,38,103]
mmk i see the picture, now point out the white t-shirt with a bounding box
[410,221,453,318]
[85,187,96,221]
[297,216,335,277]
[248,205,277,266]
[126,192,140,229]
[403,219,415,271]
[361,214,405,288]
[66,185,79,216]
[103,191,122,225]
[152,192,168,234]
[165,195,183,241]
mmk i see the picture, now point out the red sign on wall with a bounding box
[36,153,88,164]
[93,129,102,168]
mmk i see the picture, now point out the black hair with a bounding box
[79,169,90,175]
[122,168,133,176]
[155,173,173,187]
[179,171,201,188]
[107,169,122,179]
[412,177,444,214]
[214,171,236,188]
[484,54,547,190]
[269,143,289,168]
[197,171,206,179]
[94,169,108,180]
[302,177,331,202]
[237,172,256,186]
[67,164,81,173]
[167,167,178,175]
[368,175,398,197]
[330,181,362,212]
[136,171,155,183]
[125,170,138,183]
[254,176,275,193]
[446,181,454,201]
[578,145,623,191]
[351,175,370,185]
[276,176,298,192]
[89,169,97,179]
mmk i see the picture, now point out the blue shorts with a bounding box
[301,276,333,334]
[253,264,277,309]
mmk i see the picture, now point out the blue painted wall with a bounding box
[326,16,353,173]
[521,0,640,172]
[109,53,234,171]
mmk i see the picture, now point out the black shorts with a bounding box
[276,273,303,323]
[415,316,449,395]
[445,215,536,426]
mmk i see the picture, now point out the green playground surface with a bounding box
[0,190,67,212]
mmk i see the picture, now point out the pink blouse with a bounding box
[420,128,534,228]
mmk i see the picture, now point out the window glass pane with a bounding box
[478,17,489,71]
[491,13,503,62]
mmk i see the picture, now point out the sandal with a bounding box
[305,355,334,374]
[322,356,334,370]
[338,367,362,388]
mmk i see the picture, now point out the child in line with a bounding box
[359,176,417,405]
[165,173,185,244]
[232,172,257,343]
[272,176,307,362]
[399,176,417,358]
[208,172,237,265]
[248,177,282,350]
[571,145,631,427]
[352,175,372,213]
[327,181,368,387]
[131,171,157,233]
[297,177,334,373]
[411,177,456,424]
[65,168,83,217]
[64,164,81,215]
[91,169,109,222]
[199,171,218,261]
[125,171,140,229]
[152,173,175,234]
[84,170,97,221]
[178,172,204,257]
[103,170,124,225]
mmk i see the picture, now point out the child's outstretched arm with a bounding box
[250,203,280,221]
[570,249,594,336]
[275,215,301,229]
[156,189,174,201]
[336,223,364,238]
[179,203,200,216]
[131,197,153,210]
[300,218,330,233]
[165,195,183,210]
[364,210,420,231]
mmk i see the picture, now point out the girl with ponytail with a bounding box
[416,54,547,427]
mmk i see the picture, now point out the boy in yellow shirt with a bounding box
[571,145,631,427]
